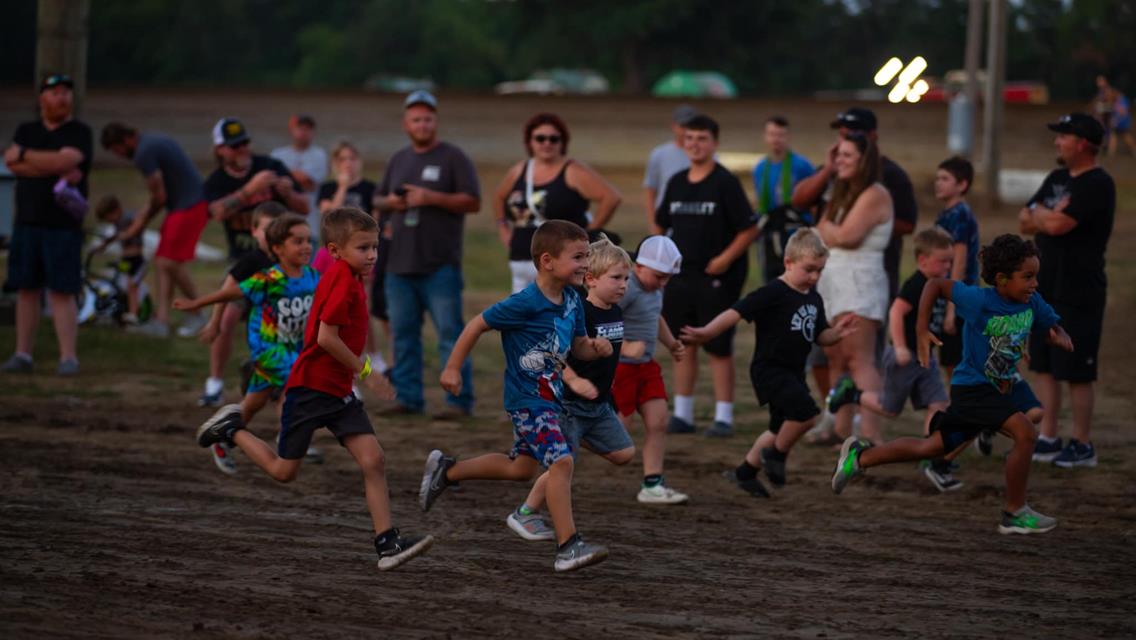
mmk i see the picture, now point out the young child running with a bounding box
[420,220,614,572]
[831,234,1073,534]
[175,213,320,474]
[195,207,433,569]
[827,227,958,491]
[613,235,688,504]
[505,236,636,541]
[681,229,855,496]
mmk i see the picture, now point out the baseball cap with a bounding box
[212,117,250,147]
[404,90,438,111]
[1047,112,1103,146]
[830,107,877,132]
[635,235,683,275]
[290,114,316,128]
[40,73,74,92]
[672,104,698,126]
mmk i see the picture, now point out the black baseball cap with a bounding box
[1047,112,1104,146]
[212,117,251,147]
[40,73,74,92]
[830,107,877,132]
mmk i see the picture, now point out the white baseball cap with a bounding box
[635,235,682,274]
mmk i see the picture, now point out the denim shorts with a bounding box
[508,407,572,469]
[562,398,634,459]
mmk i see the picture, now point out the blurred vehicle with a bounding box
[364,74,437,93]
[652,71,738,99]
[495,69,610,96]
[930,70,1049,104]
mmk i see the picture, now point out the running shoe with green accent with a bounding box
[998,505,1057,535]
[826,375,861,414]
[506,510,556,541]
[831,436,867,494]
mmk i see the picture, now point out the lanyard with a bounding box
[759,151,794,214]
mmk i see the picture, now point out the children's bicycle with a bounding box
[76,248,154,326]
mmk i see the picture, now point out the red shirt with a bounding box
[286,259,368,398]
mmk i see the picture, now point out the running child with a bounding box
[831,234,1073,535]
[420,220,614,572]
[195,206,433,569]
[933,156,980,380]
[93,195,147,324]
[681,229,855,496]
[613,235,688,504]
[827,227,957,491]
[505,236,636,542]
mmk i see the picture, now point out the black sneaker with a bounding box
[723,469,770,498]
[759,447,787,487]
[666,416,696,434]
[826,375,861,414]
[196,404,244,447]
[419,449,457,512]
[375,529,435,571]
[921,460,964,492]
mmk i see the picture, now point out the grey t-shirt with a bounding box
[618,271,663,364]
[378,141,480,275]
[643,142,690,209]
[271,144,329,238]
[133,132,204,212]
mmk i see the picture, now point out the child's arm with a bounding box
[915,278,954,367]
[658,316,685,362]
[1046,325,1074,352]
[571,335,613,362]
[317,322,394,398]
[196,275,237,343]
[441,314,491,395]
[817,313,857,346]
[680,309,742,345]
[888,298,914,364]
[562,365,599,401]
[173,280,244,312]
[942,242,968,334]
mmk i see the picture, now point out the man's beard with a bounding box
[42,103,71,124]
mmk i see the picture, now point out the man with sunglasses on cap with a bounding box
[271,114,328,243]
[642,104,697,230]
[1019,113,1115,469]
[2,74,92,376]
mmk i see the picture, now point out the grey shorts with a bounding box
[881,346,949,414]
[562,399,634,459]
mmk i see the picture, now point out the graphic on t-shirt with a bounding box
[240,265,319,388]
[982,308,1034,391]
[790,304,819,342]
[668,200,718,216]
[594,320,624,342]
[516,294,581,402]
[507,189,547,227]
[421,165,441,182]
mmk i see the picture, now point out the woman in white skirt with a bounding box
[815,133,893,444]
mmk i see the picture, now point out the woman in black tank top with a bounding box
[493,112,622,292]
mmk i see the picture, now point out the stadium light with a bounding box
[906,78,930,103]
[874,58,904,86]
[876,56,930,104]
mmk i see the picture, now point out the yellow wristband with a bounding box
[358,356,372,380]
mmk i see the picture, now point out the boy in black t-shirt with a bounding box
[504,238,636,541]
[681,229,855,495]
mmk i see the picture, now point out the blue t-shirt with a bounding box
[950,282,1059,390]
[935,201,980,285]
[752,153,815,214]
[482,283,587,411]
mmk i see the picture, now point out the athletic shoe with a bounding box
[56,358,79,377]
[666,416,696,434]
[920,460,964,492]
[211,443,238,475]
[375,530,435,571]
[826,375,860,414]
[998,505,1057,535]
[759,447,786,487]
[0,354,33,373]
[1052,439,1098,468]
[703,420,734,438]
[831,436,868,495]
[196,404,244,447]
[197,390,223,408]
[1032,437,1063,463]
[975,430,994,457]
[723,469,770,498]
[419,449,457,512]
[127,320,170,338]
[636,482,689,504]
[304,446,325,464]
[554,537,608,572]
[176,314,207,338]
[506,510,556,542]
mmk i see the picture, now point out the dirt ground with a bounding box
[2,90,1135,639]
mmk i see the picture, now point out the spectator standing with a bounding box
[642,104,698,230]
[752,115,815,282]
[271,114,328,243]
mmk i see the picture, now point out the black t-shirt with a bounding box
[565,296,624,403]
[896,270,945,352]
[506,161,591,261]
[1028,167,1116,306]
[732,279,829,372]
[12,119,93,229]
[881,156,918,299]
[203,155,298,259]
[655,163,756,280]
[228,248,273,283]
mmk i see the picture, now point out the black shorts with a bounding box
[938,318,964,368]
[751,365,820,434]
[278,387,375,460]
[1028,302,1103,383]
[4,223,82,294]
[931,382,1041,452]
[117,255,146,282]
[662,271,744,357]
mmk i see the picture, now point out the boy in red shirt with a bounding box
[196,207,433,570]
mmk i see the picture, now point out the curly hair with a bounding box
[979,234,1039,286]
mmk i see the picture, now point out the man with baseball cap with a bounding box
[271,114,328,242]
[2,73,92,376]
[642,104,698,228]
[375,91,481,419]
[1019,113,1115,468]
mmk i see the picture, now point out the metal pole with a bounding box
[35,0,90,117]
[982,0,1006,205]
[963,0,984,158]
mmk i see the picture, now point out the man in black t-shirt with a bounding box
[1020,113,1115,469]
[2,74,92,376]
[655,115,759,439]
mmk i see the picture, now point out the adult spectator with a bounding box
[1019,113,1115,468]
[100,122,209,338]
[1,74,91,376]
[814,133,894,445]
[656,114,758,438]
[642,104,697,229]
[375,91,481,418]
[271,114,328,243]
[494,112,622,293]
[752,115,815,282]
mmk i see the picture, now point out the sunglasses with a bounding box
[532,134,562,145]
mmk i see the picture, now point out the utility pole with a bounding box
[35,0,90,116]
[963,0,984,158]
[981,0,1006,205]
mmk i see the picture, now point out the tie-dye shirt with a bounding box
[239,265,320,391]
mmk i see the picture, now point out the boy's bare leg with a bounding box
[857,391,898,420]
[639,398,668,476]
[744,431,776,466]
[673,346,698,397]
[842,319,883,443]
[343,434,393,534]
[231,430,302,482]
[1001,413,1037,512]
[447,453,538,483]
[544,457,576,544]
[773,417,818,453]
[859,432,947,468]
[1034,372,1061,439]
[523,446,632,511]
[240,389,272,424]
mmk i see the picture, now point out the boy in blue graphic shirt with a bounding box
[419,220,614,572]
[831,234,1073,535]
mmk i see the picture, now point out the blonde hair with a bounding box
[587,236,632,280]
[784,228,830,262]
[331,139,359,161]
[914,226,953,257]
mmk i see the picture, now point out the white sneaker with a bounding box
[211,442,237,475]
[304,446,324,464]
[177,314,207,338]
[637,483,689,505]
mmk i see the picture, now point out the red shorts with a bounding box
[612,360,668,417]
[156,200,209,262]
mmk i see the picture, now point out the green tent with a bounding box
[652,71,738,98]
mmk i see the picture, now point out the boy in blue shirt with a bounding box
[933,156,980,378]
[831,235,1073,534]
[420,220,614,572]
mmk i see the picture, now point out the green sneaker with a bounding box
[826,375,861,414]
[831,436,868,495]
[998,505,1057,535]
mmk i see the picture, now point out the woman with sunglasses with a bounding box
[813,133,894,445]
[493,112,622,293]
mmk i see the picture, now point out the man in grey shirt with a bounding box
[271,114,328,242]
[375,91,481,419]
[642,104,697,230]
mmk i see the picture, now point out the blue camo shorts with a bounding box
[508,407,572,468]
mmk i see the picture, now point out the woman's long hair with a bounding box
[825,133,882,224]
